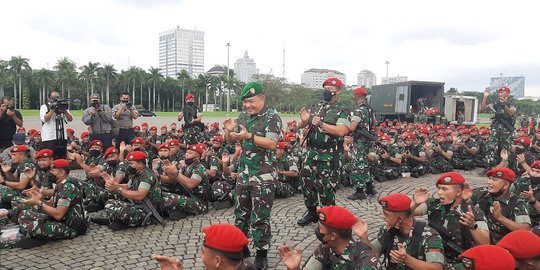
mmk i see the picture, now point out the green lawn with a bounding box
[18,110,299,118]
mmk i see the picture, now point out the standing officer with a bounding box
[223,81,282,270]
[296,78,350,226]
[347,87,377,200]
[40,91,73,158]
[82,94,114,149]
[112,92,138,148]
[178,93,204,144]
[481,86,517,173]
[0,96,24,151]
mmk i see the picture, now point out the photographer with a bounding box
[40,91,73,159]
[82,94,113,149]
[0,96,24,151]
[112,92,138,148]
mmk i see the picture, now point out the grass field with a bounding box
[17,110,299,118]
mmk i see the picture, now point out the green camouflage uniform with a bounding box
[83,161,127,205]
[160,159,209,215]
[275,150,298,198]
[205,147,233,201]
[484,100,517,167]
[470,187,531,244]
[0,159,35,205]
[104,167,162,227]
[400,144,427,176]
[452,138,478,170]
[301,101,350,208]
[371,144,402,181]
[427,141,453,173]
[371,221,445,270]
[235,106,281,251]
[181,104,204,144]
[349,102,374,190]
[304,240,382,269]
[419,198,489,269]
[474,137,488,167]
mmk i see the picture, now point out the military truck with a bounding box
[444,95,478,124]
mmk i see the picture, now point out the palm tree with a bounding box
[0,60,9,98]
[148,67,163,111]
[137,68,147,107]
[177,70,191,108]
[125,66,138,105]
[79,62,101,104]
[34,68,55,105]
[54,57,77,99]
[100,64,117,106]
[9,56,31,108]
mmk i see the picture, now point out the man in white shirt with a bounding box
[40,91,73,158]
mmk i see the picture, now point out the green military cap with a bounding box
[90,94,101,101]
[240,82,264,101]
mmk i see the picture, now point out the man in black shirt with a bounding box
[0,96,24,151]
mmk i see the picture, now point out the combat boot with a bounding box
[168,210,189,221]
[108,222,129,231]
[18,237,47,249]
[255,250,268,270]
[347,188,367,200]
[90,216,110,225]
[297,208,318,226]
[365,182,377,195]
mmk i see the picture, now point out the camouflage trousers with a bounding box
[401,163,427,176]
[83,181,120,205]
[484,127,513,167]
[428,159,453,173]
[349,143,373,190]
[160,191,207,215]
[234,178,275,250]
[444,261,464,270]
[275,180,295,198]
[0,185,21,205]
[105,199,148,227]
[211,181,233,201]
[452,157,476,170]
[301,156,340,208]
[19,209,77,239]
[512,176,531,195]
[373,165,401,181]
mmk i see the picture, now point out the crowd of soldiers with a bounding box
[0,80,539,270]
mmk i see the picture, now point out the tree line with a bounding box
[445,88,539,116]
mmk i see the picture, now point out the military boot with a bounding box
[347,188,367,200]
[255,250,268,270]
[297,208,318,226]
[365,182,377,195]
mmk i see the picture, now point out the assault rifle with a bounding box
[488,104,515,132]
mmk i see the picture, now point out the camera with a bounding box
[122,100,132,108]
[5,104,15,111]
[49,97,69,113]
[515,146,526,155]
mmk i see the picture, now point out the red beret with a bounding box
[185,93,194,100]
[168,139,180,146]
[133,126,140,131]
[202,224,249,253]
[436,131,447,137]
[283,133,297,142]
[90,140,103,147]
[480,129,490,135]
[497,230,540,260]
[530,160,540,169]
[379,193,412,212]
[486,167,516,182]
[17,127,25,132]
[27,128,36,134]
[353,87,367,95]
[211,136,224,143]
[456,125,465,130]
[66,128,75,134]
[514,136,531,146]
[12,145,30,153]
[317,206,358,230]
[150,126,157,131]
[470,126,478,131]
[211,122,219,128]
[81,131,89,138]
[131,137,144,145]
[403,133,416,140]
[448,124,455,129]
[379,134,391,141]
[459,245,515,270]
[460,129,470,135]
[436,172,465,186]
[51,159,70,169]
[161,125,167,129]
[126,151,147,161]
[187,143,205,155]
[277,142,287,149]
[33,130,41,136]
[419,128,429,134]
[141,122,148,127]
[158,143,170,151]
[35,149,53,159]
[104,147,119,158]
[170,122,177,127]
[536,128,540,134]
[287,120,297,127]
[322,77,343,88]
[498,86,511,93]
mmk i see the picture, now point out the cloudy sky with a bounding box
[1,0,539,95]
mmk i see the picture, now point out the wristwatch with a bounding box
[39,201,44,209]
[117,187,123,194]
[470,223,478,230]
[529,199,537,205]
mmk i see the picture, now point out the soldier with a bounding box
[410,172,490,269]
[274,142,298,198]
[496,230,540,270]
[167,139,185,164]
[80,131,90,156]
[457,111,465,125]
[474,129,490,168]
[0,145,35,208]
[400,133,428,178]
[160,143,209,219]
[112,92,139,147]
[451,129,478,171]
[205,122,220,142]
[459,245,516,270]
[133,125,141,137]
[223,81,282,269]
[206,136,234,209]
[85,139,104,166]
[517,160,540,227]
[14,159,86,249]
[278,206,381,270]
[425,131,453,174]
[91,151,162,231]
[530,128,540,159]
[370,133,402,182]
[178,93,204,144]
[347,87,377,200]
[467,167,531,244]
[66,128,80,147]
[140,122,149,138]
[296,78,350,226]
[354,193,445,270]
[157,125,169,143]
[481,86,517,174]
[29,131,43,151]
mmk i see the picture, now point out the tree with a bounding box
[9,56,31,108]
[54,57,78,100]
[445,87,459,95]
[100,64,117,106]
[0,60,9,98]
[148,67,162,111]
[34,68,55,105]
[177,70,192,109]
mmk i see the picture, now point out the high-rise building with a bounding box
[381,76,408,85]
[301,68,346,89]
[357,70,377,88]
[234,51,259,83]
[159,26,204,78]
[490,76,525,98]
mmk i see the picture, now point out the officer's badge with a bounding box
[128,154,134,161]
[331,80,336,85]
[250,88,255,94]
[43,152,48,157]
[461,257,474,269]
[380,201,388,208]
[13,147,18,152]
[520,139,525,143]
[444,176,452,183]
[496,171,503,177]
[201,231,206,240]
[318,212,326,222]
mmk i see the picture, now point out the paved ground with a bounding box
[0,168,488,270]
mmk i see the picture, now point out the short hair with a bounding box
[121,92,130,96]
[206,246,244,262]
[327,227,353,240]
[2,96,13,103]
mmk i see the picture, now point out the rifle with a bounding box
[488,104,515,132]
[428,221,465,258]
[142,198,166,226]
[301,102,327,147]
[355,129,390,152]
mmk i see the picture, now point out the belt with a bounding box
[119,126,133,129]
[93,130,111,134]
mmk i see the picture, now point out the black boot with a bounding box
[85,202,104,213]
[168,210,189,221]
[365,182,377,195]
[347,188,367,200]
[108,222,129,231]
[297,208,318,226]
[212,200,233,210]
[90,216,111,225]
[255,250,268,270]
[18,237,47,249]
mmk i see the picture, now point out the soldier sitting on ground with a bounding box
[425,131,454,174]
[369,133,402,182]
[400,133,428,178]
[496,230,540,270]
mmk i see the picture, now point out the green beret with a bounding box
[240,82,264,101]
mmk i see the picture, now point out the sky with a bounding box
[1,0,539,95]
